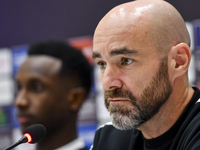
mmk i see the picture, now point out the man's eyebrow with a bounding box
[93,52,101,59]
[92,48,137,59]
[110,48,137,56]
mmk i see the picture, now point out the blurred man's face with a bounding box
[15,56,71,134]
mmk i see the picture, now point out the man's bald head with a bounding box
[94,0,190,56]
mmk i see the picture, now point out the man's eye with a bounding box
[32,82,44,93]
[121,58,133,65]
[16,83,22,92]
[97,62,107,69]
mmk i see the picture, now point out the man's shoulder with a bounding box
[91,122,140,150]
[172,98,200,149]
[96,121,113,131]
[79,147,89,150]
[96,121,136,137]
[96,122,116,133]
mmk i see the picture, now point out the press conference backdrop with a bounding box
[1,0,200,49]
[0,20,200,149]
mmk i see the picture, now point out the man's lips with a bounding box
[108,98,130,103]
[18,117,31,124]
[17,114,34,125]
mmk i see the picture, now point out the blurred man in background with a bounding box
[15,40,93,150]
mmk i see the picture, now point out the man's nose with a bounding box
[101,65,123,91]
[15,89,29,108]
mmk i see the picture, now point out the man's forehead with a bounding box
[20,55,62,76]
[93,10,151,55]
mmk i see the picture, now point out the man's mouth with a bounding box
[108,98,130,103]
[17,114,34,125]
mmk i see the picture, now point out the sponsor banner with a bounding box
[94,65,110,125]
[11,44,28,76]
[0,105,13,149]
[188,54,196,85]
[78,122,97,149]
[0,128,13,150]
[195,51,200,82]
[11,105,20,128]
[0,105,12,128]
[78,92,96,122]
[0,48,12,76]
[68,36,94,65]
[186,22,194,51]
[0,78,14,106]
[193,19,200,50]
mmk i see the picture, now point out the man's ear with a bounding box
[67,87,86,111]
[169,43,191,80]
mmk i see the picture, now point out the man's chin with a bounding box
[110,112,141,130]
[19,123,33,134]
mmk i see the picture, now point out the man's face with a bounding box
[104,57,172,130]
[93,19,172,130]
[15,56,71,134]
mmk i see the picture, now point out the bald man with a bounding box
[91,0,200,150]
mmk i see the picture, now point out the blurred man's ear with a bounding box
[67,87,86,111]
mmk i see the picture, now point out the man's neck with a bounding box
[36,124,77,150]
